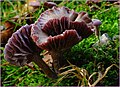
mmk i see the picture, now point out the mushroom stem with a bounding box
[94,26,101,43]
[32,53,57,79]
[50,51,67,74]
[94,26,99,37]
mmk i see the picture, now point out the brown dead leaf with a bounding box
[41,51,53,68]
[0,28,13,45]
[86,0,101,6]
[4,21,15,29]
[44,2,57,9]
[25,62,35,70]
[0,21,21,46]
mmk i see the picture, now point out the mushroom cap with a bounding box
[4,24,42,66]
[31,6,94,51]
[35,6,78,28]
[92,19,102,26]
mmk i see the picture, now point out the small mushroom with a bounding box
[31,6,94,74]
[4,24,57,79]
[92,19,102,36]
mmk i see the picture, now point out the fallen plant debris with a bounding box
[44,2,57,8]
[88,64,119,86]
[0,21,21,46]
[86,0,101,6]
[55,61,119,86]
[86,0,119,11]
[41,51,53,68]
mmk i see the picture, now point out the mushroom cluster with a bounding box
[4,6,101,79]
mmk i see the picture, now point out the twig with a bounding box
[88,64,119,86]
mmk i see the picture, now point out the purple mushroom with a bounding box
[31,6,94,74]
[92,19,102,36]
[4,24,57,79]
